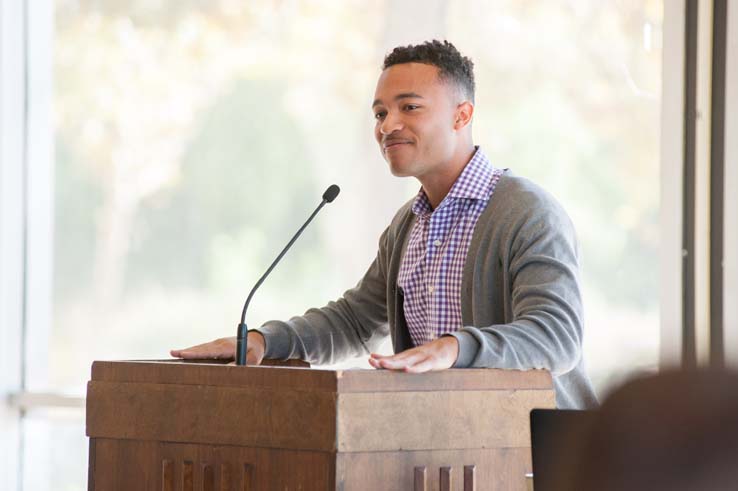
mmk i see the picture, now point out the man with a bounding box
[172,40,598,409]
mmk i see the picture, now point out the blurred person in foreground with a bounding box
[171,40,597,409]
[571,369,738,490]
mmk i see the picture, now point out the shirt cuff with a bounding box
[446,330,480,368]
[255,322,291,360]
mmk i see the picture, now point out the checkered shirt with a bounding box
[397,147,504,346]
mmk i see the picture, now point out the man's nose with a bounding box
[379,112,403,135]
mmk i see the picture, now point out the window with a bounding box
[3,1,665,489]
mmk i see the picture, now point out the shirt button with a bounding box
[433,239,442,247]
[428,285,435,294]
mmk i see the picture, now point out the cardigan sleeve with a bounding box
[448,184,584,376]
[255,227,391,365]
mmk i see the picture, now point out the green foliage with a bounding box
[53,139,103,302]
[126,78,321,291]
[461,0,662,312]
[485,88,659,309]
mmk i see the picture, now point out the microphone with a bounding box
[235,184,341,365]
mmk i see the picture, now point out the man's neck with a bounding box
[419,144,477,209]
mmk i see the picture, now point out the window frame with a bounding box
[0,0,29,488]
[3,1,723,488]
[724,1,738,366]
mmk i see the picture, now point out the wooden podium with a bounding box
[86,360,554,490]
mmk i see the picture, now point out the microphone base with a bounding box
[236,322,248,366]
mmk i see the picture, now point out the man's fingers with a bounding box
[369,337,458,372]
[172,342,212,358]
[176,349,219,359]
[370,351,413,361]
[378,348,420,362]
[369,349,419,368]
[171,339,235,360]
[404,356,436,373]
[171,348,206,359]
[377,352,425,370]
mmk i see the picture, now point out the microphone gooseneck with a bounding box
[236,185,341,366]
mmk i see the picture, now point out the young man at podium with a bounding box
[172,40,598,410]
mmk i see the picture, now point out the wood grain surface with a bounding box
[336,448,532,491]
[87,361,554,490]
[89,438,334,490]
[336,389,555,452]
[90,361,551,393]
[87,381,338,451]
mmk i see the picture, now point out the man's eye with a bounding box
[374,112,386,120]
[405,104,419,111]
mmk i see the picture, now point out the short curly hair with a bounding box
[382,40,475,102]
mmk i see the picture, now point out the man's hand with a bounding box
[170,331,266,365]
[368,335,459,373]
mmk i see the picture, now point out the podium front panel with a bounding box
[87,360,555,490]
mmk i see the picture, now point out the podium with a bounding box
[86,360,554,490]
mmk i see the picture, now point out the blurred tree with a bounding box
[451,0,660,310]
[127,78,318,290]
[53,139,102,302]
[50,0,663,395]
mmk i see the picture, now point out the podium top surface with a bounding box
[90,359,552,393]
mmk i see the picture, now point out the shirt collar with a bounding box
[411,146,494,217]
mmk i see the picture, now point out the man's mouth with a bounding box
[383,140,412,151]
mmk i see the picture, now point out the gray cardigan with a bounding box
[257,172,599,409]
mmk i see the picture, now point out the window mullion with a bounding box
[0,0,29,489]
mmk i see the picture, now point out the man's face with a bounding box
[372,63,461,178]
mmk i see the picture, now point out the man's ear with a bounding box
[453,101,474,131]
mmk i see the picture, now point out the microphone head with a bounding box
[322,184,340,203]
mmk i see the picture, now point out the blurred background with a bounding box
[4,0,664,489]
